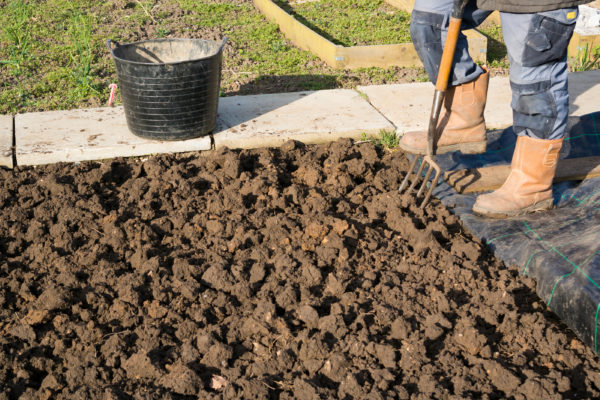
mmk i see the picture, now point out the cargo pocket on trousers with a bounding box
[511,81,557,139]
[522,14,576,67]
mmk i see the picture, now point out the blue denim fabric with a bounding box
[411,1,578,139]
[411,0,491,86]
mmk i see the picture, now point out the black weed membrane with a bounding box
[434,112,600,351]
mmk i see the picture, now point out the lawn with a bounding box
[2,0,593,117]
[275,0,412,46]
[0,0,428,115]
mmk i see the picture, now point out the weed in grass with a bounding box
[134,0,158,25]
[270,39,290,53]
[0,83,29,113]
[0,0,33,75]
[357,66,410,84]
[379,130,400,148]
[571,44,600,72]
[176,1,240,28]
[157,28,170,38]
[361,130,399,149]
[68,11,101,98]
[297,74,340,91]
[416,68,430,82]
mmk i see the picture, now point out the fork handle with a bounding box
[427,0,469,156]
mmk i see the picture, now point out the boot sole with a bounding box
[398,139,487,155]
[472,198,554,219]
[398,122,488,155]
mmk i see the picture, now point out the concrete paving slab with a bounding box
[214,89,395,149]
[358,70,600,135]
[0,115,13,169]
[11,70,599,167]
[357,77,514,134]
[570,70,600,117]
[15,107,213,166]
[359,80,432,135]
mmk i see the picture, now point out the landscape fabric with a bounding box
[435,111,600,352]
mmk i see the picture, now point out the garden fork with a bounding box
[399,0,470,208]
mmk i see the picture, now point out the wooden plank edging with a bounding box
[253,0,338,67]
[253,0,487,69]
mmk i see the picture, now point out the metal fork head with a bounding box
[398,155,443,208]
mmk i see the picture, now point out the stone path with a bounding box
[0,115,12,169]
[15,107,212,167]
[359,70,600,134]
[2,70,600,168]
[213,89,394,149]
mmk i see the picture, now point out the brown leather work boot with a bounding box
[473,136,563,218]
[399,68,489,155]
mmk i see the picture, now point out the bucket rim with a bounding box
[107,37,228,66]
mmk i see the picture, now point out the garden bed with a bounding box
[275,0,412,47]
[2,139,600,398]
[254,0,487,69]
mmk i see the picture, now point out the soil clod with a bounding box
[1,139,600,398]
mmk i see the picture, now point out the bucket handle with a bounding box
[218,37,228,53]
[106,39,120,53]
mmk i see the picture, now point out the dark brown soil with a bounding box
[1,139,600,399]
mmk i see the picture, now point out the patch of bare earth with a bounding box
[1,139,599,399]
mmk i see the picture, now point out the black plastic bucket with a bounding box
[107,38,227,140]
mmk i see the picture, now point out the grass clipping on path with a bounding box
[361,130,399,149]
[277,0,411,46]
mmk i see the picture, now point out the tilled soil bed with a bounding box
[1,139,600,399]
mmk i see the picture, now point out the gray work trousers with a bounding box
[410,0,579,140]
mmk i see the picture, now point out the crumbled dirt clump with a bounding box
[1,139,600,399]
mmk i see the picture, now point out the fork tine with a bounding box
[419,177,438,208]
[399,155,420,193]
[400,154,444,208]
[419,157,443,208]
[407,159,427,193]
[416,164,434,198]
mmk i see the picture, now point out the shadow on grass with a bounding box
[486,36,508,64]
[227,74,342,96]
[477,29,508,67]
[272,0,352,47]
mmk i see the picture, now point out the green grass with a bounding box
[0,0,335,113]
[0,0,499,115]
[277,0,411,47]
[175,1,323,82]
[477,23,509,69]
[0,0,33,75]
[0,0,110,113]
[68,10,102,98]
[361,130,399,149]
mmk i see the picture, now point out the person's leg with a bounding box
[473,8,578,218]
[410,0,491,85]
[501,9,577,140]
[399,0,493,155]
